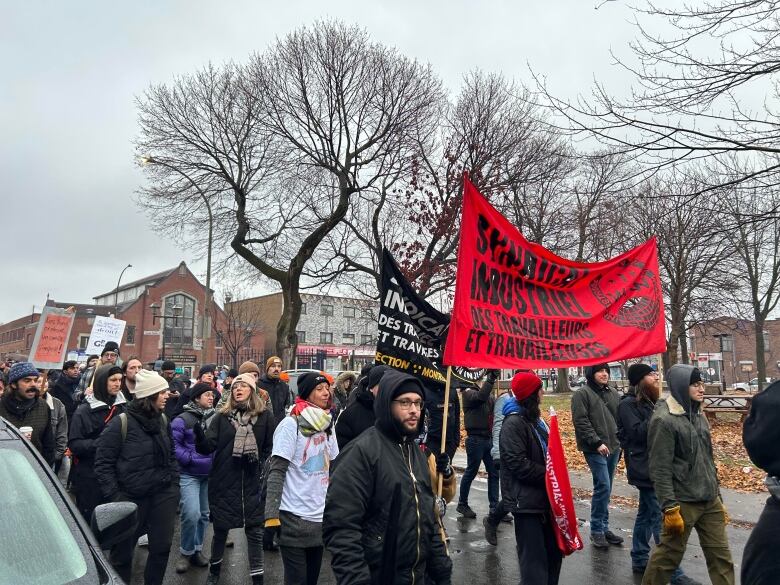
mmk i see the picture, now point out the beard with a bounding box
[638,378,660,402]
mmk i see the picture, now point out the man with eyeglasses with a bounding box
[324,369,452,585]
[618,364,700,585]
[76,342,121,399]
[642,364,734,585]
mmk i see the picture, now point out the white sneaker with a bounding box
[137,534,149,547]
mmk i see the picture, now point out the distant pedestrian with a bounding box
[742,379,780,585]
[331,371,356,420]
[174,364,219,416]
[40,372,68,472]
[335,365,386,450]
[618,363,698,585]
[160,360,183,416]
[484,379,514,544]
[76,342,120,398]
[571,363,623,548]
[258,356,292,422]
[323,370,452,584]
[120,356,143,401]
[51,360,80,425]
[222,367,239,392]
[265,372,339,585]
[642,365,734,585]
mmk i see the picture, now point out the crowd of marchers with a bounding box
[0,346,778,585]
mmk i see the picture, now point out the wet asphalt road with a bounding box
[128,475,751,584]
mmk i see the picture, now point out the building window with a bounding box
[126,325,136,345]
[343,306,356,318]
[78,335,90,350]
[362,308,374,319]
[361,334,374,345]
[343,333,355,345]
[721,335,734,352]
[763,330,771,352]
[320,332,333,344]
[163,294,196,347]
[300,303,307,315]
[321,304,334,317]
[296,330,306,343]
[26,334,32,349]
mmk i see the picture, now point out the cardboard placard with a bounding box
[85,316,126,356]
[29,307,75,369]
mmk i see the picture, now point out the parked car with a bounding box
[0,416,137,585]
[733,377,773,392]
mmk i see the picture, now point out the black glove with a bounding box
[486,369,500,383]
[436,453,453,478]
[493,459,501,472]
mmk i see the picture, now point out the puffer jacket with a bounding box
[323,370,452,585]
[94,403,178,499]
[460,376,496,438]
[616,390,655,489]
[171,406,214,477]
[258,375,292,422]
[195,407,275,530]
[335,386,376,450]
[648,363,719,511]
[571,376,620,453]
[499,406,550,514]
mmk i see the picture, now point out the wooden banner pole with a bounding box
[437,366,453,498]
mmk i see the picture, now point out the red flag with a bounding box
[443,176,665,369]
[545,408,583,555]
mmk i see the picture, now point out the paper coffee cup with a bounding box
[18,426,33,438]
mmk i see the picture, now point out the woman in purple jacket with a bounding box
[171,382,216,574]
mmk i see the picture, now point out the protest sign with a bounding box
[84,316,126,356]
[28,307,75,369]
[444,176,665,369]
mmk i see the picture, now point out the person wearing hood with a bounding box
[76,341,121,398]
[499,371,562,584]
[642,364,734,585]
[331,370,356,420]
[51,360,80,425]
[335,365,387,450]
[257,356,292,422]
[571,362,623,548]
[741,379,780,585]
[618,364,698,585]
[323,369,452,585]
[68,363,127,521]
[264,372,339,585]
[194,373,275,585]
[171,382,216,574]
[0,362,55,465]
[94,369,179,585]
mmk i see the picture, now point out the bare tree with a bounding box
[214,292,265,369]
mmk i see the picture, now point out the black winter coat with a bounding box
[323,370,452,585]
[616,392,654,489]
[51,375,80,423]
[196,408,274,530]
[499,412,549,514]
[335,388,376,450]
[94,408,178,500]
[257,375,291,422]
[68,397,126,488]
[424,385,460,459]
[742,486,780,585]
[460,378,495,438]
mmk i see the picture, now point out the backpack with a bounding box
[118,412,168,442]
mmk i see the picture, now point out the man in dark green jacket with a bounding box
[642,364,734,585]
[571,363,622,548]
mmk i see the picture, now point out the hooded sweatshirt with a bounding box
[647,364,719,511]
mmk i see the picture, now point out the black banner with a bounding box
[375,249,485,389]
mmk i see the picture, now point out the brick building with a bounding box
[690,316,780,386]
[230,292,378,372]
[0,261,249,378]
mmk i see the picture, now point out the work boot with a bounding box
[189,551,209,567]
[175,554,190,574]
[456,503,477,518]
[591,532,609,549]
[483,517,498,546]
[206,573,220,585]
[251,575,264,585]
[671,575,703,585]
[604,530,624,545]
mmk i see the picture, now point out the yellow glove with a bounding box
[720,499,730,525]
[264,518,281,528]
[663,505,685,536]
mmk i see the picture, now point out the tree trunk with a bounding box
[276,281,304,368]
[679,329,689,364]
[754,318,767,392]
[554,368,571,393]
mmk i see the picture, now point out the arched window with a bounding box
[163,294,196,347]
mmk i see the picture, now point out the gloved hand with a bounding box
[663,505,685,536]
[435,495,447,519]
[487,369,500,383]
[264,518,281,528]
[436,453,453,478]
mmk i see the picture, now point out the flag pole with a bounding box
[437,366,453,498]
[657,353,664,392]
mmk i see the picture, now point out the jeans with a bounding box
[633,488,684,581]
[584,449,620,534]
[179,473,209,555]
[642,499,734,585]
[459,435,499,510]
[210,524,264,580]
[486,462,510,525]
[280,545,324,585]
[513,513,563,585]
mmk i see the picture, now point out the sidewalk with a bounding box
[452,447,766,526]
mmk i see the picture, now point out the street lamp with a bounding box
[713,333,729,395]
[150,302,183,360]
[140,155,213,365]
[114,264,132,316]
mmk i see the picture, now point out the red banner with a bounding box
[443,177,665,369]
[545,409,583,555]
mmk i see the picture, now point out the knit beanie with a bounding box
[266,356,283,371]
[8,362,40,385]
[131,369,169,399]
[297,372,329,401]
[190,382,215,402]
[101,341,120,357]
[628,363,654,387]
[239,361,261,376]
[585,363,609,384]
[743,380,780,477]
[198,364,216,378]
[511,371,542,402]
[231,373,257,392]
[160,360,176,371]
[368,365,389,389]
[227,368,239,379]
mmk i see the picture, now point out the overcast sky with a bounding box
[1,0,637,323]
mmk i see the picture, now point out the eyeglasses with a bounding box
[392,398,423,410]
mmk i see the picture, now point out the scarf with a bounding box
[228,409,258,461]
[290,396,333,436]
[1,392,38,419]
[125,401,169,469]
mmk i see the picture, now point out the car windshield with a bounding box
[0,449,89,585]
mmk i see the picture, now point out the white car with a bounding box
[732,377,772,392]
